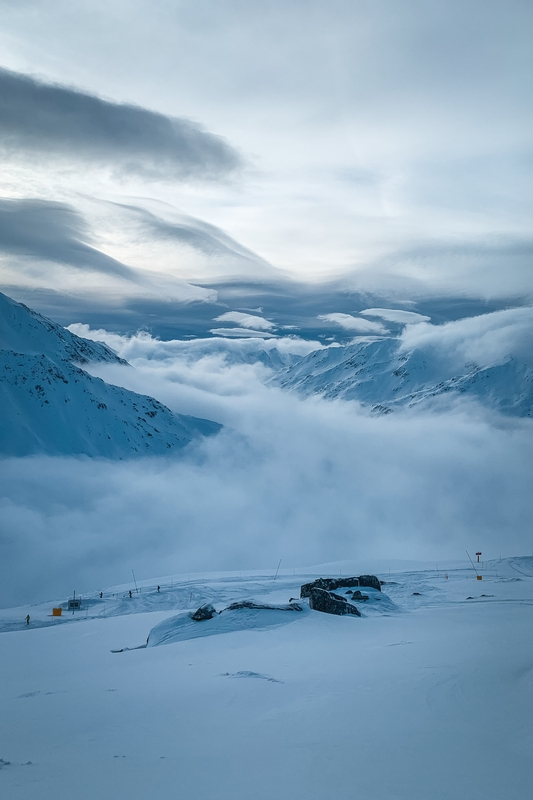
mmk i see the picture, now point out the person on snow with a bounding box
[157,586,160,593]
[25,614,30,625]
[128,590,132,598]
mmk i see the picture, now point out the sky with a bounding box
[0,0,532,318]
[0,2,532,605]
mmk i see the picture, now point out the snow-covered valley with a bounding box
[1,558,532,800]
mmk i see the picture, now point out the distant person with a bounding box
[25,614,30,625]
[99,592,103,599]
[128,590,132,598]
[157,586,160,593]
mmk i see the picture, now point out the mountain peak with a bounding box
[0,292,221,457]
[0,291,127,366]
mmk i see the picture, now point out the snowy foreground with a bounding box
[1,559,532,800]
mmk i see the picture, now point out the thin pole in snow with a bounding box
[132,569,139,594]
[465,550,479,577]
[274,559,282,580]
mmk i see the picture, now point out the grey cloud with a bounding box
[0,67,242,180]
[0,198,138,280]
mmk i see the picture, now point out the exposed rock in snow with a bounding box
[358,575,383,592]
[300,575,381,598]
[308,588,361,616]
[0,291,221,457]
[346,590,369,601]
[191,603,218,621]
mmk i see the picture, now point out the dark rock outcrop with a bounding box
[349,590,369,601]
[300,575,381,598]
[358,575,382,592]
[301,577,359,597]
[308,588,361,616]
[191,603,217,621]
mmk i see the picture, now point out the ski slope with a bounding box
[1,558,532,800]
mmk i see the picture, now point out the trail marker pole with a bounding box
[466,550,482,580]
[274,559,282,581]
[132,569,139,594]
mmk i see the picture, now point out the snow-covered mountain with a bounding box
[272,332,533,416]
[0,292,221,457]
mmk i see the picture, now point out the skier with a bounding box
[25,614,30,625]
[129,590,132,599]
[157,585,160,593]
[99,592,103,599]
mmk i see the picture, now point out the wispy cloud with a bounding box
[214,311,276,331]
[209,327,278,338]
[318,313,388,334]
[361,308,430,325]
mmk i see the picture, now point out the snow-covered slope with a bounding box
[485,555,533,577]
[1,563,533,800]
[0,291,128,365]
[273,335,533,416]
[0,292,221,457]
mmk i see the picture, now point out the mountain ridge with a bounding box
[272,334,533,416]
[0,292,221,457]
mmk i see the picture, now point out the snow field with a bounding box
[1,565,532,799]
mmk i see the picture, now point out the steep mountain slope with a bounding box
[0,291,128,365]
[272,335,533,416]
[0,292,221,457]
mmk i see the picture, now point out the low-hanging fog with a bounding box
[2,324,531,607]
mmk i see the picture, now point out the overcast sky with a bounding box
[0,0,532,305]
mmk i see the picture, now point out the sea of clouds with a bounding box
[1,310,532,607]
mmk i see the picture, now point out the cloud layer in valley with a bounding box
[1,313,532,606]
